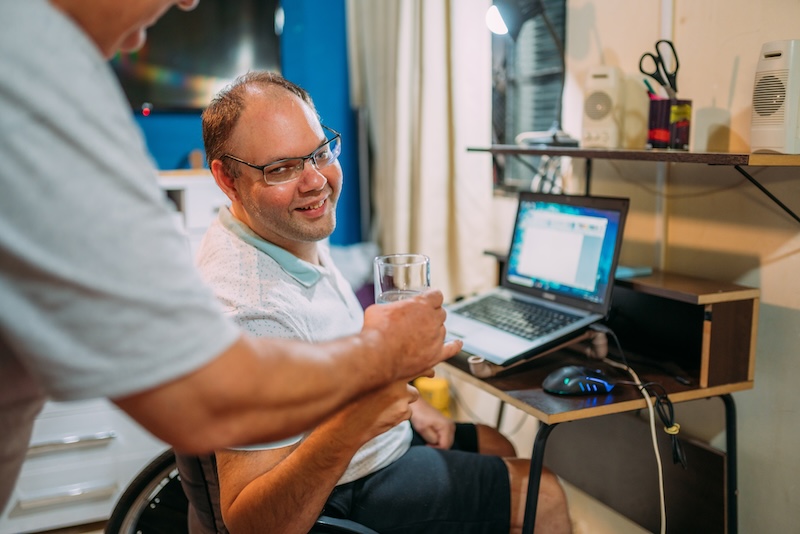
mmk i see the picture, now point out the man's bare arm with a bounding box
[114,291,461,453]
[217,381,417,534]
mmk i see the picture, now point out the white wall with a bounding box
[470,0,800,531]
[664,4,800,532]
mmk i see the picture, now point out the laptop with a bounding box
[445,192,629,367]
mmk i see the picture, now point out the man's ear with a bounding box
[210,159,240,204]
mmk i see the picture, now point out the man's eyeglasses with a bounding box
[222,125,341,186]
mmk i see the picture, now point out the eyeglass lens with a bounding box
[262,135,341,184]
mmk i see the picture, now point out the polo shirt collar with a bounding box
[218,207,322,287]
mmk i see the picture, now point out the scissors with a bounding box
[639,39,679,98]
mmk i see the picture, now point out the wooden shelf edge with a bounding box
[469,145,752,165]
[471,145,800,167]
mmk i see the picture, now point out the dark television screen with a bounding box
[110,0,281,112]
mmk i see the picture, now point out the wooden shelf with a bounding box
[468,145,800,167]
[473,144,800,224]
[615,271,761,305]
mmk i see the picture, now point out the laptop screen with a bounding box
[503,193,628,314]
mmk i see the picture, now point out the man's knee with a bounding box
[503,459,572,534]
[538,468,568,506]
[476,423,517,457]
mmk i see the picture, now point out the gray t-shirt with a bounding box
[0,0,240,510]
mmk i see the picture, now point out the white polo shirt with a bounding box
[196,208,412,484]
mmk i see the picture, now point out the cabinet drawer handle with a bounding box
[27,430,117,457]
[17,482,117,511]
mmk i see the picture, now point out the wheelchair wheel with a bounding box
[105,448,189,534]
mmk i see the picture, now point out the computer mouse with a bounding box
[542,365,616,395]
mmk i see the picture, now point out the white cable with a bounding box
[438,367,529,437]
[499,406,530,437]
[603,357,667,534]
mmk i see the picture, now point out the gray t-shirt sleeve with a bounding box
[0,1,240,401]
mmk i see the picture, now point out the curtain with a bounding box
[347,0,496,302]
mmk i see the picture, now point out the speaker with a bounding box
[751,39,800,154]
[581,66,625,148]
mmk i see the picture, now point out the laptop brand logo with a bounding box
[543,292,556,301]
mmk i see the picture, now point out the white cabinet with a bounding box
[0,171,226,533]
[0,400,165,534]
[158,170,230,255]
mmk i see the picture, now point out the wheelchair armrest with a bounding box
[312,514,379,534]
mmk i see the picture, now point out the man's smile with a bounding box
[296,197,327,212]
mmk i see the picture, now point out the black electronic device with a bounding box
[110,0,281,112]
[542,365,616,395]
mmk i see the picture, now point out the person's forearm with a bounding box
[221,429,361,534]
[115,291,461,454]
[219,381,414,533]
[114,334,392,453]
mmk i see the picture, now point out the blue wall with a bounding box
[281,0,360,246]
[134,0,361,245]
[135,113,204,169]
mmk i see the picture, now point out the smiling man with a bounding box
[195,72,572,534]
[206,88,341,264]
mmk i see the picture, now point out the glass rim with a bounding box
[374,253,430,265]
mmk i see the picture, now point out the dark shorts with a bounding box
[409,422,480,452]
[324,423,511,534]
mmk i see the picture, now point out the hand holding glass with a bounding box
[374,254,431,304]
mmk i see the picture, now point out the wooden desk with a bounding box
[444,271,758,533]
[444,351,746,534]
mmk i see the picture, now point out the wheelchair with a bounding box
[106,448,377,534]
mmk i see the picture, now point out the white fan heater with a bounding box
[751,39,800,154]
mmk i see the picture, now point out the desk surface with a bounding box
[444,349,753,425]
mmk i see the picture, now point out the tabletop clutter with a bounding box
[640,39,691,150]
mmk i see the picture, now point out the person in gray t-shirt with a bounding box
[0,0,460,512]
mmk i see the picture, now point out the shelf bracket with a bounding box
[733,165,800,225]
[584,158,592,195]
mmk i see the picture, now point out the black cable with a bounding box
[635,381,687,469]
[600,327,687,469]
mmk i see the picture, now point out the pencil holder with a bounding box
[647,98,692,150]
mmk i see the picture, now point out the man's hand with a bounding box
[409,397,456,449]
[328,381,419,450]
[361,289,462,383]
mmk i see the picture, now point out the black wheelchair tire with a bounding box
[105,448,189,534]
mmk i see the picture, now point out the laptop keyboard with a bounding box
[456,295,581,340]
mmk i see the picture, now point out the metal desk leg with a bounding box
[522,422,558,534]
[721,394,738,534]
[495,401,506,429]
